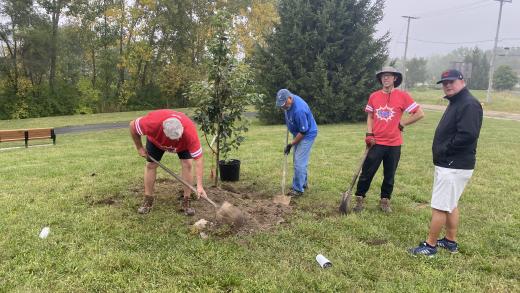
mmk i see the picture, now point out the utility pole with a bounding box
[401,16,418,90]
[486,0,512,103]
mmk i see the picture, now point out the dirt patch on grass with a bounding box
[147,179,293,237]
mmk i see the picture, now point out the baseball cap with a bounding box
[276,89,292,107]
[163,117,183,140]
[437,69,464,84]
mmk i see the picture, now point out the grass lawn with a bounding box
[409,88,520,114]
[0,110,519,291]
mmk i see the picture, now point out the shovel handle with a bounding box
[147,156,218,208]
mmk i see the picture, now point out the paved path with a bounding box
[421,104,520,121]
[54,106,519,135]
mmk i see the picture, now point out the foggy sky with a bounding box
[376,0,520,58]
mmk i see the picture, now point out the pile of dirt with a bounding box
[149,178,293,236]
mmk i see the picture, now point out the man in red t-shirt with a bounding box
[354,66,424,213]
[129,109,207,215]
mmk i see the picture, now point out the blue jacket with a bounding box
[285,95,318,140]
[432,87,482,169]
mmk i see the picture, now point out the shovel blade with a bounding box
[216,201,246,227]
[273,194,291,206]
[338,191,352,215]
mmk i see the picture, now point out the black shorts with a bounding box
[146,139,193,162]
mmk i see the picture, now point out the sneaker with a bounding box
[409,241,437,257]
[380,198,392,213]
[437,237,459,253]
[138,196,155,214]
[287,189,303,197]
[182,198,195,216]
[353,196,365,213]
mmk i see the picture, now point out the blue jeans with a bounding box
[292,138,315,192]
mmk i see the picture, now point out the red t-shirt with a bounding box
[364,89,420,146]
[134,110,202,159]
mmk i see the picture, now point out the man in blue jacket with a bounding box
[410,70,483,256]
[276,89,318,197]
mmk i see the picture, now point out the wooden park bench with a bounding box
[0,128,56,148]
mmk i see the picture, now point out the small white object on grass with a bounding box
[39,227,50,239]
[316,254,332,268]
[193,219,209,230]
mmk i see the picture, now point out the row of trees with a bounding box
[1,0,390,123]
[0,0,278,119]
[403,47,519,90]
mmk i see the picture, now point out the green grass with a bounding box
[409,88,520,113]
[1,110,519,291]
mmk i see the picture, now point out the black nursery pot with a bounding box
[218,159,240,182]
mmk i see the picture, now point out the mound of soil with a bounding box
[151,178,293,236]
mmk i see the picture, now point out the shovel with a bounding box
[338,146,371,215]
[147,156,245,226]
[273,128,291,205]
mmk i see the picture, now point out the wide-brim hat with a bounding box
[376,66,402,87]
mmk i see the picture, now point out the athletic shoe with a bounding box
[437,237,459,253]
[353,196,365,213]
[380,198,392,213]
[409,242,437,257]
[138,196,155,214]
[287,189,303,197]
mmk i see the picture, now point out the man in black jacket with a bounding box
[410,69,483,256]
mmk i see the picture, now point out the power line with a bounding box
[401,37,520,45]
[412,0,491,19]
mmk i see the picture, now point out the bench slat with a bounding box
[0,128,56,146]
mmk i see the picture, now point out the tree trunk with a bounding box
[49,0,60,94]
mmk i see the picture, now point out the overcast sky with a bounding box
[376,0,520,58]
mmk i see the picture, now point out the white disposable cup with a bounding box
[316,254,332,268]
[39,227,50,239]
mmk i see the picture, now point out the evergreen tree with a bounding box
[406,57,427,87]
[493,65,518,91]
[463,47,489,90]
[253,0,388,124]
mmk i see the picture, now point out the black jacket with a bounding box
[432,87,483,169]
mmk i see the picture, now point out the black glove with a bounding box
[398,122,404,132]
[284,144,292,155]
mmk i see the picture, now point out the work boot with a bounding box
[353,196,365,213]
[182,197,195,216]
[380,198,392,213]
[137,195,155,214]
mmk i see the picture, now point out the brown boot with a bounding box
[182,198,195,216]
[380,198,392,213]
[138,195,155,214]
[353,196,365,213]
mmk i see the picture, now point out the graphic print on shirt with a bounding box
[375,105,395,122]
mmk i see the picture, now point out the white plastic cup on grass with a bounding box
[316,254,332,268]
[39,227,50,239]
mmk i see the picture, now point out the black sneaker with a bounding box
[408,241,437,257]
[287,189,303,197]
[437,237,459,253]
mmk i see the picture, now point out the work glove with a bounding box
[365,133,376,147]
[284,144,293,155]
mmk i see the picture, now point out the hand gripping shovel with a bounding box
[339,146,371,215]
[148,156,245,226]
[273,129,291,205]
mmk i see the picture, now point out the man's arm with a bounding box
[194,157,207,198]
[401,107,425,127]
[366,113,374,133]
[129,120,147,157]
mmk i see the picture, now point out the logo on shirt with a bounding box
[375,105,395,122]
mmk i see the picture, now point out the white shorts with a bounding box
[431,166,473,213]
